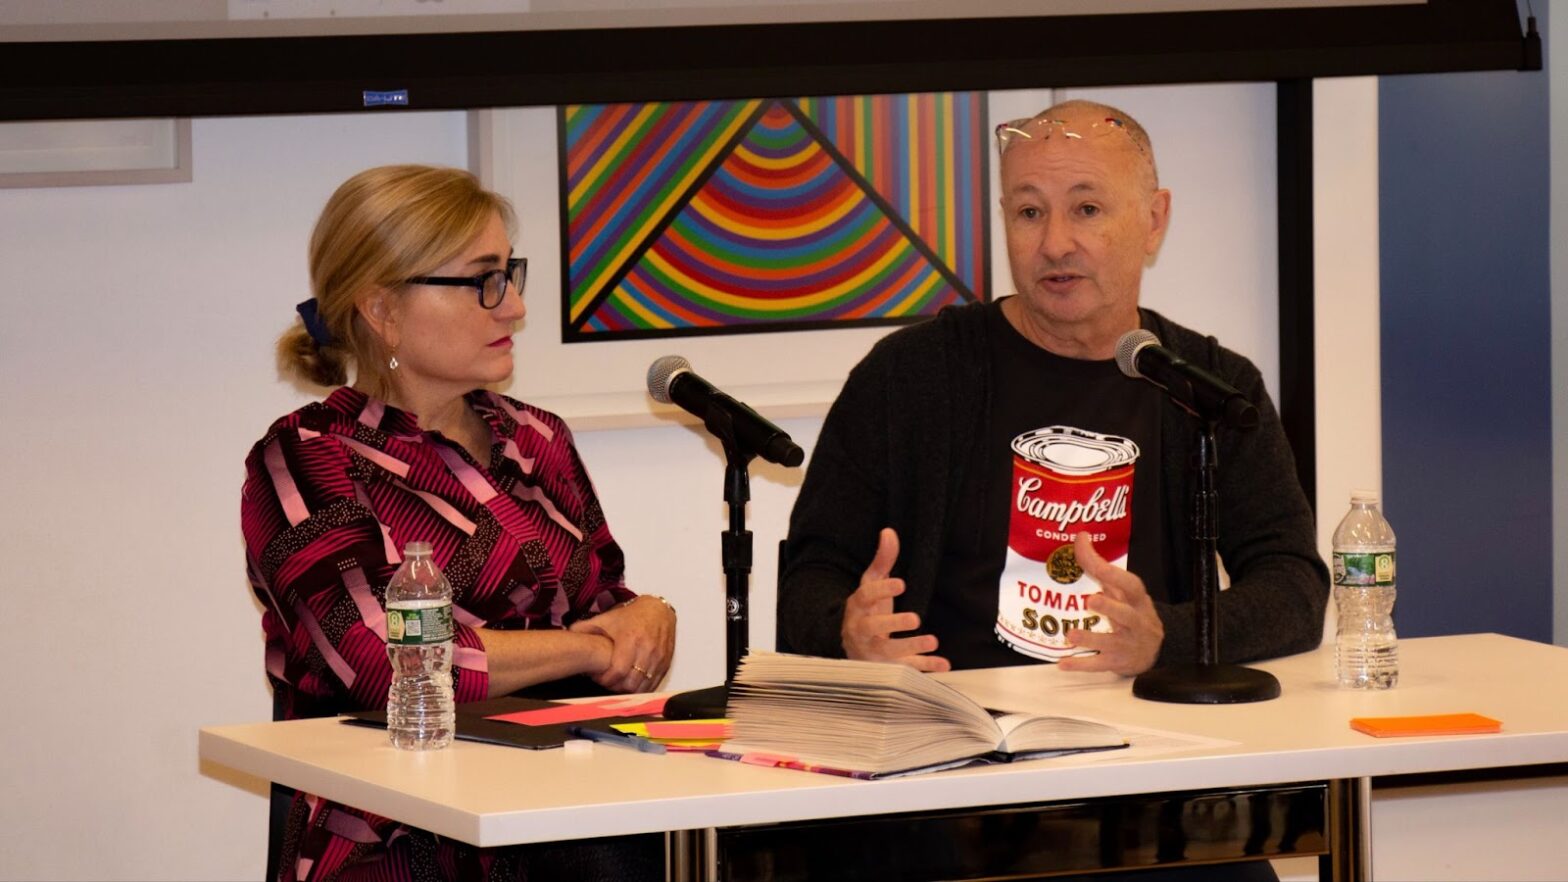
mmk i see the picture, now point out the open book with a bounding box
[723,651,1128,778]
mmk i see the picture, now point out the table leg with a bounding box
[1320,777,1372,881]
[667,828,718,881]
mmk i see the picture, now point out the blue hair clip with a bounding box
[296,299,335,348]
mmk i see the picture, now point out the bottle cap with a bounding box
[1350,489,1380,505]
[403,541,433,557]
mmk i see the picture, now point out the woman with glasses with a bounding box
[242,164,674,881]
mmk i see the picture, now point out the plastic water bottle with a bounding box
[1332,491,1398,689]
[385,541,455,749]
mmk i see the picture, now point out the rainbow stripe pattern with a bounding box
[560,93,988,339]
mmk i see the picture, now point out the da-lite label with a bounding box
[387,603,454,645]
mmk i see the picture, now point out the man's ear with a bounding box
[356,288,398,349]
[1144,188,1173,257]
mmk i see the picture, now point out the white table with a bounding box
[200,634,1568,880]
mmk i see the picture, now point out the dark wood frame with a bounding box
[1278,79,1319,511]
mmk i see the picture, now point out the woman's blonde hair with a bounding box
[278,164,515,389]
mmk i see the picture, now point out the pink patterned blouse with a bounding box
[241,386,634,880]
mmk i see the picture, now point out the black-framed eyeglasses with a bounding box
[405,256,527,309]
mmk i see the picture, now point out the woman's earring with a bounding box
[389,349,400,371]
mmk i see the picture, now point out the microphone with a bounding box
[1115,330,1259,429]
[647,356,805,467]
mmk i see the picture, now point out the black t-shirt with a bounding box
[926,300,1168,670]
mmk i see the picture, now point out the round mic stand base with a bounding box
[663,683,730,720]
[1132,663,1280,704]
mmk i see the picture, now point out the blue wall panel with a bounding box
[1378,18,1552,640]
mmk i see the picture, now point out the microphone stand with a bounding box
[1132,417,1280,704]
[663,405,754,720]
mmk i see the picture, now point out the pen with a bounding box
[566,725,668,754]
[704,749,874,780]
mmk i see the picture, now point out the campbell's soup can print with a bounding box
[995,426,1140,660]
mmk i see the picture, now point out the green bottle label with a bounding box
[1333,551,1395,588]
[386,603,454,645]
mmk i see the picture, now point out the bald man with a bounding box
[778,98,1325,882]
[780,99,1326,683]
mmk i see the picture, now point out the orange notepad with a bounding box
[1349,713,1501,737]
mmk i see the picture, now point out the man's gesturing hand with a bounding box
[840,528,951,672]
[1057,532,1164,676]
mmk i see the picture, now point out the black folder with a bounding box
[342,696,659,750]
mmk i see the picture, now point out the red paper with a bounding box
[486,695,670,727]
[644,721,732,740]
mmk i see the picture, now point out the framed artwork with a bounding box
[474,93,1040,429]
[558,93,989,342]
[0,118,191,189]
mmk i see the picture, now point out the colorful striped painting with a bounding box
[559,93,989,341]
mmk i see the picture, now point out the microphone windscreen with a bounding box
[646,355,691,403]
[1114,329,1160,379]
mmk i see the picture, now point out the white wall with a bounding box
[0,111,470,882]
[1312,77,1382,636]
[1060,83,1282,392]
[1269,76,1383,882]
[0,83,1315,881]
[1370,775,1568,881]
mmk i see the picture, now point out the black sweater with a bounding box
[778,302,1329,668]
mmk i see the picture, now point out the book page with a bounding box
[728,652,1006,774]
[726,653,1236,775]
[1064,718,1236,762]
[994,713,1127,753]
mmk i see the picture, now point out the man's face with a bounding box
[999,116,1170,338]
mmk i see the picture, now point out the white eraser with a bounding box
[563,738,594,757]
